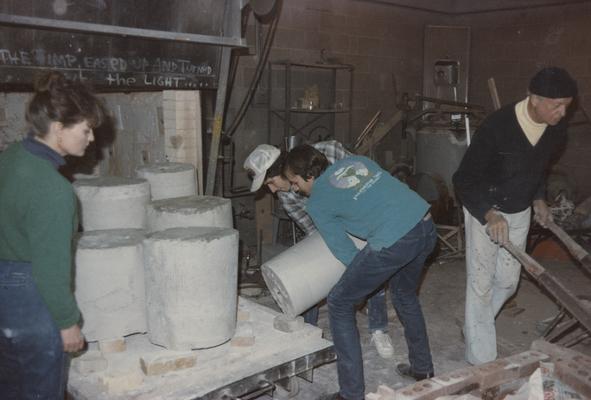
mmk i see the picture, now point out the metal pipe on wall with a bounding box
[354,0,590,15]
[0,13,246,48]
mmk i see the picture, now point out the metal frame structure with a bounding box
[200,347,335,400]
[267,61,354,147]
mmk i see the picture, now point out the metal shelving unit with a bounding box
[267,61,354,145]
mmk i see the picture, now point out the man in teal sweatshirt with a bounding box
[284,145,437,400]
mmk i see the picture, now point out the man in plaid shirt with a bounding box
[244,140,394,359]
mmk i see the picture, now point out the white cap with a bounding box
[243,144,281,192]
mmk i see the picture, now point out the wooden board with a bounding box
[255,192,274,245]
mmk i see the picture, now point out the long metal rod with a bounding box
[561,329,589,347]
[0,13,247,48]
[542,309,566,338]
[546,220,591,276]
[504,242,591,334]
[546,318,578,342]
[354,0,591,16]
[267,61,272,143]
[415,95,485,110]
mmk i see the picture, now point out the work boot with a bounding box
[396,363,434,381]
[370,330,394,359]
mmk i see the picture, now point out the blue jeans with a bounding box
[327,218,437,400]
[303,288,388,333]
[0,260,67,400]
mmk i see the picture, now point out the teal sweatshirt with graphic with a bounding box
[306,156,429,266]
[0,142,80,329]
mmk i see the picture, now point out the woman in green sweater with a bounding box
[0,71,103,399]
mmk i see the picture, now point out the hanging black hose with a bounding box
[225,0,282,138]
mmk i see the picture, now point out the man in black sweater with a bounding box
[453,67,577,365]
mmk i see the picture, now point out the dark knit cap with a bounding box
[529,67,577,98]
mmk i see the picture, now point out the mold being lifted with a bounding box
[262,232,365,318]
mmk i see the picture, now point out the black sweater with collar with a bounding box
[452,101,567,225]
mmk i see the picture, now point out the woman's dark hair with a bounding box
[26,71,104,137]
[284,145,329,179]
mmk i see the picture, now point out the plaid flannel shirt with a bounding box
[277,140,351,236]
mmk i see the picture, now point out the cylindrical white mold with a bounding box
[74,229,147,342]
[146,195,233,232]
[143,227,239,350]
[73,177,150,230]
[135,162,197,201]
[262,232,366,318]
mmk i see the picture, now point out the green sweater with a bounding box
[0,142,80,329]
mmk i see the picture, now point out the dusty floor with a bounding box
[246,244,591,400]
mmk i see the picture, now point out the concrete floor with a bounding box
[245,244,591,400]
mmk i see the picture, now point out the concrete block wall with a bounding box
[455,2,591,200]
[227,0,591,199]
[456,3,591,112]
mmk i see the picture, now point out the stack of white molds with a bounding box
[146,195,232,232]
[75,229,147,341]
[143,227,239,350]
[73,177,150,230]
[135,162,197,201]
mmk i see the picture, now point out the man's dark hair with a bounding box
[284,145,329,179]
[265,151,287,180]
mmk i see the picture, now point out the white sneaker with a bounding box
[371,330,394,359]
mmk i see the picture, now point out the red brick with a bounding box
[554,359,591,399]
[99,337,126,354]
[391,379,445,400]
[473,359,519,389]
[531,339,579,360]
[140,351,197,376]
[431,367,480,396]
[503,350,550,377]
